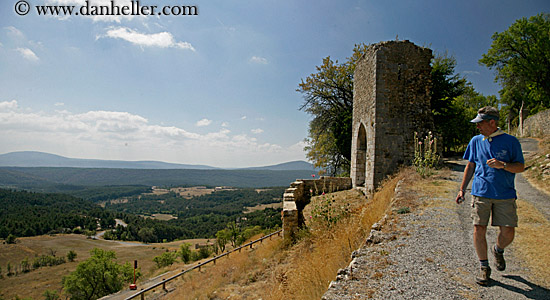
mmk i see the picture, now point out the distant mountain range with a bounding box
[0,151,315,171]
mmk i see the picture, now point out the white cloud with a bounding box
[250,56,268,64]
[251,128,264,134]
[0,100,304,167]
[0,100,18,110]
[195,118,212,127]
[5,26,24,40]
[55,102,65,107]
[221,122,229,127]
[241,116,247,120]
[15,48,39,61]
[99,27,195,51]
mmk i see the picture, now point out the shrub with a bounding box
[67,250,77,262]
[43,290,60,300]
[6,234,17,244]
[179,243,192,263]
[197,246,212,260]
[153,251,177,268]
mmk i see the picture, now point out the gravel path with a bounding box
[323,138,550,300]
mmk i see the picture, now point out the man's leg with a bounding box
[473,225,491,285]
[497,226,515,249]
[492,226,515,271]
[472,197,492,285]
[474,225,488,260]
[492,197,518,272]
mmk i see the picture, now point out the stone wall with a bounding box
[282,177,352,241]
[351,40,433,193]
[522,109,550,137]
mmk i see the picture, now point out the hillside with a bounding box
[0,151,316,171]
[0,189,103,238]
[0,151,217,169]
[0,167,316,191]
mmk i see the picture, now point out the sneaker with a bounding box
[492,246,506,271]
[476,266,491,286]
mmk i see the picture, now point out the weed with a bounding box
[311,194,351,228]
[396,207,410,214]
[413,131,440,177]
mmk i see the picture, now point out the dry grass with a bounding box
[0,234,208,300]
[513,199,550,288]
[163,234,285,299]
[162,168,415,300]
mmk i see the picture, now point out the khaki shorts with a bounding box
[471,196,518,227]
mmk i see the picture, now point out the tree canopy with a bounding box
[297,44,367,176]
[62,248,135,300]
[430,53,498,153]
[479,13,550,121]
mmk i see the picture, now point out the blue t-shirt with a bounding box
[463,133,524,199]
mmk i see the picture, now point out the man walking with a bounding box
[456,106,525,286]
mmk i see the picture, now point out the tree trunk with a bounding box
[519,100,524,137]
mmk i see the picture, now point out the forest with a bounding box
[105,187,284,240]
[0,186,283,243]
[0,188,106,238]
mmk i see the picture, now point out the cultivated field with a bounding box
[0,234,210,300]
[146,186,237,199]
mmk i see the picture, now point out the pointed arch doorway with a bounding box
[353,123,367,187]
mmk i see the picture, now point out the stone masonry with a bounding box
[282,177,352,242]
[351,40,433,193]
[522,109,550,137]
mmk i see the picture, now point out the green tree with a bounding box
[67,250,77,262]
[6,234,17,244]
[298,44,367,176]
[479,13,550,123]
[197,246,212,260]
[226,222,241,247]
[430,53,499,153]
[430,53,468,153]
[43,290,60,300]
[179,243,193,263]
[137,227,156,243]
[153,251,176,268]
[215,229,230,253]
[62,248,134,300]
[20,257,30,273]
[6,262,13,276]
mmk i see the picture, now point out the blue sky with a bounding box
[0,0,548,168]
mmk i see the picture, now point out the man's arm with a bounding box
[486,158,525,173]
[456,161,475,204]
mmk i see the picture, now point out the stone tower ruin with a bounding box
[351,40,433,192]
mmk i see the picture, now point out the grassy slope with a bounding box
[0,235,207,300]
